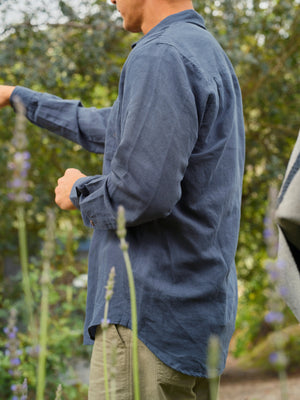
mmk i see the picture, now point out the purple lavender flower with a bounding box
[270,269,280,281]
[7,151,32,203]
[10,358,21,366]
[101,318,111,329]
[265,261,280,281]
[20,166,30,177]
[23,151,30,160]
[6,326,18,339]
[279,286,288,298]
[4,309,22,379]
[264,187,279,258]
[269,352,278,364]
[11,178,23,188]
[8,331,17,340]
[263,216,271,226]
[263,228,273,239]
[265,311,284,324]
[21,378,28,400]
[10,379,28,400]
[7,98,32,204]
[21,193,33,202]
[11,384,17,392]
[269,351,288,369]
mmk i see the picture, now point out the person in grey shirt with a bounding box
[0,0,245,398]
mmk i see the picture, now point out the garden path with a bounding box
[219,355,300,400]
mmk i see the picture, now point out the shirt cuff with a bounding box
[70,176,90,209]
[70,177,96,228]
[10,86,38,116]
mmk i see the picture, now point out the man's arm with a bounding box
[1,85,111,154]
[70,43,201,229]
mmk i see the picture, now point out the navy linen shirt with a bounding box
[11,10,245,377]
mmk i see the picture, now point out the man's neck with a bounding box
[141,0,194,35]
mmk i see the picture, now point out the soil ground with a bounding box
[219,355,300,400]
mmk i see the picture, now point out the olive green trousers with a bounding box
[88,324,219,400]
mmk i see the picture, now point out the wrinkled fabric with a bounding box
[11,10,245,377]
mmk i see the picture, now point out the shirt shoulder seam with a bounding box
[133,37,216,86]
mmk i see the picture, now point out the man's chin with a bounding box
[123,20,142,33]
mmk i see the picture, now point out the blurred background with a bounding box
[0,0,299,398]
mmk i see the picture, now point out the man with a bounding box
[0,0,245,398]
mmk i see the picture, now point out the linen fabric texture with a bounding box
[10,10,245,377]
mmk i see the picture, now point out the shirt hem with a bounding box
[85,319,225,378]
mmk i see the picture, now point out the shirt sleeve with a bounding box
[71,43,199,229]
[10,86,111,154]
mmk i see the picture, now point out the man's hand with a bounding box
[55,168,86,210]
[0,85,16,108]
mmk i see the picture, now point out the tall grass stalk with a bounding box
[36,209,55,400]
[207,335,220,400]
[102,266,116,400]
[117,206,140,400]
[16,205,36,338]
[10,99,36,340]
[54,384,62,400]
[279,369,288,400]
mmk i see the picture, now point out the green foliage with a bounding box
[238,324,300,372]
[0,248,90,399]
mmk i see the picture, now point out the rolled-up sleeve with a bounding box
[10,86,111,154]
[72,43,199,230]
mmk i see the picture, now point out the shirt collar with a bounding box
[131,10,206,49]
